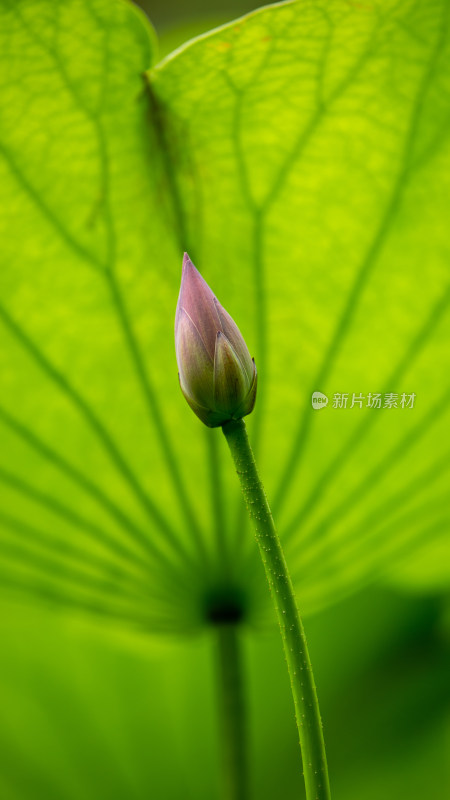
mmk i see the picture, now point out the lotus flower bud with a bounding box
[175,253,257,427]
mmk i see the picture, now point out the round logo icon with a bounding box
[312,391,329,410]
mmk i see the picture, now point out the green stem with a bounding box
[216,624,247,800]
[222,418,331,800]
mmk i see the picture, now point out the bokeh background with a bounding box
[141,0,271,56]
[0,1,449,799]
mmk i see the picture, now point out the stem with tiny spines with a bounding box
[222,418,331,800]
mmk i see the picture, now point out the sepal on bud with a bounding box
[175,254,257,428]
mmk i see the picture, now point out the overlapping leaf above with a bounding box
[0,0,449,633]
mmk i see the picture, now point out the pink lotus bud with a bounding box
[175,253,257,427]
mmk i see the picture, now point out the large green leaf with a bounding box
[0,0,449,636]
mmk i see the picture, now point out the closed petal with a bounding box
[234,360,258,419]
[214,299,254,384]
[179,382,215,427]
[213,332,250,415]
[175,309,215,408]
[176,254,221,360]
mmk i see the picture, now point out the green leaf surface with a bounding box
[1,0,449,637]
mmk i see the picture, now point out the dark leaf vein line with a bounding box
[0,509,159,605]
[5,4,207,568]
[292,449,450,581]
[291,386,450,562]
[282,283,450,544]
[273,3,449,514]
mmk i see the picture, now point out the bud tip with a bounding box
[175,254,257,427]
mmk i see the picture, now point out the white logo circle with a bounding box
[312,392,329,410]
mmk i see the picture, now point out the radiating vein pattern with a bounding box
[1,0,449,630]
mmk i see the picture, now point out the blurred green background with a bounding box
[140,0,272,57]
[0,0,449,798]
